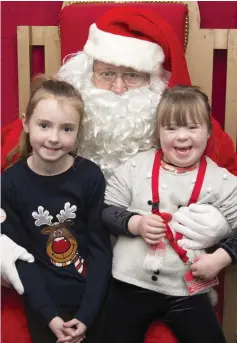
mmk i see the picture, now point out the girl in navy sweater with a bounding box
[1,76,112,343]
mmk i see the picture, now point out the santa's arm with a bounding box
[174,167,237,266]
[175,117,237,261]
[219,230,237,264]
[211,171,237,263]
[173,205,237,280]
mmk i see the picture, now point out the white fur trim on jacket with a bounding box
[84,24,165,73]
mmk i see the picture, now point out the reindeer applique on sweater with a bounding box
[32,202,87,276]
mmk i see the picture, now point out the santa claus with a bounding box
[2,6,237,343]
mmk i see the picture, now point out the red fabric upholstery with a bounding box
[1,287,31,343]
[1,118,22,172]
[60,3,187,61]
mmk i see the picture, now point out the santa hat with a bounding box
[84,7,191,88]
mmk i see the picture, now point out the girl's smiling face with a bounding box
[159,118,210,168]
[23,97,80,167]
[156,86,212,168]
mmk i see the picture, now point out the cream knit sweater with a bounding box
[105,149,237,296]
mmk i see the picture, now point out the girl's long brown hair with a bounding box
[6,75,84,166]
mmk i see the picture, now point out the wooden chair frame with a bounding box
[16,1,237,342]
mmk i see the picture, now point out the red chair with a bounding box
[2,2,236,342]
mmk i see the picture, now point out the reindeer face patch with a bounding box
[41,220,77,264]
[32,202,87,276]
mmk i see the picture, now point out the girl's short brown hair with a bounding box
[7,75,84,165]
[156,85,212,142]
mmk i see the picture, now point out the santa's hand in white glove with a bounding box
[172,204,230,250]
[0,234,34,295]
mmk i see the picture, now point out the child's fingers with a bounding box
[190,264,196,272]
[70,336,85,343]
[63,327,76,337]
[73,323,87,338]
[191,270,200,277]
[151,219,166,227]
[147,226,166,234]
[145,233,166,240]
[190,262,200,272]
[146,219,166,229]
[74,330,86,338]
[55,331,66,341]
[193,256,200,263]
[63,319,78,328]
[150,214,164,222]
[57,335,74,343]
[73,337,86,343]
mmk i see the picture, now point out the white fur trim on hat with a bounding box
[84,24,165,73]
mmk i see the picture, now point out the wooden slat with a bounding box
[31,26,46,45]
[17,26,60,115]
[214,29,228,49]
[184,2,214,104]
[224,29,237,151]
[44,27,61,76]
[17,26,31,115]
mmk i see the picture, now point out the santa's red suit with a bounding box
[1,6,237,343]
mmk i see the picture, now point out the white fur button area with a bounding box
[162,184,168,190]
[191,179,196,184]
[146,172,152,179]
[222,174,227,180]
[207,187,212,193]
[132,161,136,167]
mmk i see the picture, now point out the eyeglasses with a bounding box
[93,69,150,87]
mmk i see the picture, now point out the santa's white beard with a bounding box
[57,52,168,178]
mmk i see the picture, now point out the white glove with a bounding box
[0,235,34,294]
[172,204,231,250]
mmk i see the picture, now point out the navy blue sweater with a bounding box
[1,157,112,327]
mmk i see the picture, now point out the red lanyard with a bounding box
[151,149,207,263]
